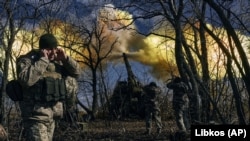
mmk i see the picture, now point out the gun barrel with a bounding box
[122,53,142,95]
[122,53,135,79]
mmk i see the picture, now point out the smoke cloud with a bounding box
[98,4,177,80]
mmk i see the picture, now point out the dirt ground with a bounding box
[8,118,178,141]
[55,119,177,141]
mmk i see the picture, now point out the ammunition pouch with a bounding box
[34,77,66,102]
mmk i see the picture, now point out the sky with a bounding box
[4,0,248,80]
[7,0,250,84]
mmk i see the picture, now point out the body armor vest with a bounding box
[33,62,67,102]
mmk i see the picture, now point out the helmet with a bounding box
[149,82,157,87]
[39,33,58,49]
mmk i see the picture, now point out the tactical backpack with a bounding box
[6,80,23,101]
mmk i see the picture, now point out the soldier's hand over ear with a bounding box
[40,49,49,59]
[55,48,68,61]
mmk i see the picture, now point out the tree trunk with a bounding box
[0,6,16,124]
[227,59,246,124]
[205,0,250,124]
[91,69,98,119]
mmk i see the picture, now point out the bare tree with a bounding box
[116,0,250,125]
[201,0,248,124]
[0,0,39,124]
[70,20,119,118]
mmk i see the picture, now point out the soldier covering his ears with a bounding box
[16,33,80,141]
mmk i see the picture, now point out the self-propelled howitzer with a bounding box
[109,53,145,119]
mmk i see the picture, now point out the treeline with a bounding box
[0,0,249,128]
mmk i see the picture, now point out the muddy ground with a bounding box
[8,118,178,141]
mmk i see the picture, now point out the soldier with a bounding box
[167,76,190,131]
[143,82,163,135]
[16,33,80,141]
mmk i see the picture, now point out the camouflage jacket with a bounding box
[143,85,162,111]
[167,81,188,104]
[16,50,80,122]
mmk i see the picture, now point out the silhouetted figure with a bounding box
[143,82,163,135]
[167,77,190,131]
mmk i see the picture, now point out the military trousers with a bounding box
[23,120,55,141]
[173,102,190,131]
[145,109,162,132]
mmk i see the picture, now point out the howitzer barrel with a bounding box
[122,53,142,95]
[122,53,135,80]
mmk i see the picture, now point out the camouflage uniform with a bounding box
[16,34,80,141]
[143,82,163,134]
[167,77,190,131]
[0,124,7,141]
